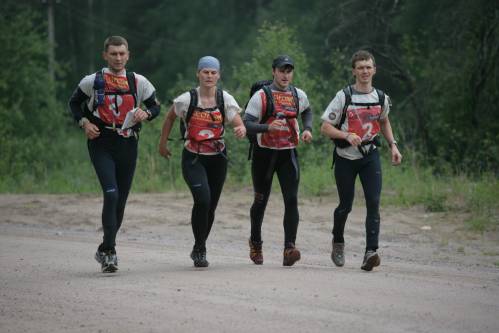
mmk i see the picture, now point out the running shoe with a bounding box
[94,250,105,264]
[331,242,345,267]
[190,248,209,268]
[361,250,380,271]
[98,250,118,273]
[249,239,263,265]
[283,245,301,266]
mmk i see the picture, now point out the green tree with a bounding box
[0,3,65,185]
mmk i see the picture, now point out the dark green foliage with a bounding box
[0,2,68,184]
[0,0,497,202]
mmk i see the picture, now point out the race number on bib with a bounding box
[347,106,381,141]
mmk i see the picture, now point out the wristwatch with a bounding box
[389,140,398,148]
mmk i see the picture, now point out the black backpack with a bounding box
[180,88,225,140]
[333,85,385,148]
[245,80,300,145]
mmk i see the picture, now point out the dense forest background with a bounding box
[0,1,497,228]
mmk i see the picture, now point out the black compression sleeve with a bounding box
[68,87,90,122]
[243,113,269,134]
[301,107,313,132]
[143,92,160,120]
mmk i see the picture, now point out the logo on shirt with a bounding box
[329,112,336,120]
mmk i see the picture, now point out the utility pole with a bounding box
[43,0,56,82]
[88,0,94,72]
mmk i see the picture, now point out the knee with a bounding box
[365,195,381,212]
[335,205,352,217]
[193,197,210,212]
[103,187,119,205]
[283,193,298,209]
[190,186,211,209]
[253,192,268,207]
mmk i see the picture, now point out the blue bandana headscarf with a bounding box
[197,56,220,71]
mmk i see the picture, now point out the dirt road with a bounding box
[1,190,498,332]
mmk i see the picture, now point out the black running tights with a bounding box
[333,149,382,251]
[88,135,137,252]
[250,146,300,247]
[182,149,227,251]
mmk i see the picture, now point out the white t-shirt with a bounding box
[173,88,241,155]
[321,87,390,160]
[245,86,310,149]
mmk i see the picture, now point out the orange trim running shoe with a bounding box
[249,239,263,265]
[283,245,301,266]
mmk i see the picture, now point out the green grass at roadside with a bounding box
[382,155,498,231]
[1,127,497,232]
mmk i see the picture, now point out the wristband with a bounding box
[389,140,398,148]
[78,117,89,128]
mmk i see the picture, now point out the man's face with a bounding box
[196,68,220,88]
[352,59,376,84]
[272,66,294,89]
[103,44,129,74]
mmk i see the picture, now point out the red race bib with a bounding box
[97,73,136,125]
[260,91,299,149]
[347,106,381,141]
[186,109,224,154]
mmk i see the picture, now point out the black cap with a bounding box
[272,55,294,69]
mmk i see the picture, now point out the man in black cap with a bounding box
[243,55,313,267]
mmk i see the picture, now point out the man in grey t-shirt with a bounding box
[320,50,402,271]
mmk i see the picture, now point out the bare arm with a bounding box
[158,105,177,159]
[379,116,402,165]
[230,114,246,139]
[320,121,362,146]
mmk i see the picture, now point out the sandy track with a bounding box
[1,191,498,332]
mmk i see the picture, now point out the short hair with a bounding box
[103,36,128,52]
[351,50,376,68]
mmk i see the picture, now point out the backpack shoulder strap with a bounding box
[290,85,300,112]
[337,85,352,129]
[216,88,225,122]
[185,88,198,124]
[375,88,385,108]
[126,71,138,107]
[261,85,274,123]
